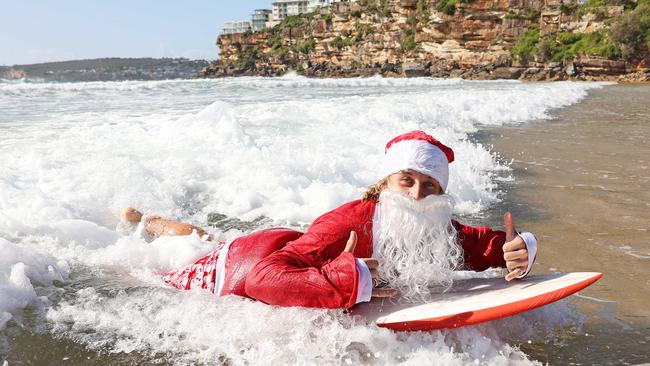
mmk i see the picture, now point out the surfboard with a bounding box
[351,272,603,331]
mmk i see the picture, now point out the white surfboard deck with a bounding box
[351,272,603,331]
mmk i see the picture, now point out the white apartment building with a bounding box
[263,0,356,29]
[222,21,252,35]
[308,0,331,11]
[308,0,355,12]
[270,0,309,26]
[251,9,272,31]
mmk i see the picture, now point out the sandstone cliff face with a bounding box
[205,0,650,81]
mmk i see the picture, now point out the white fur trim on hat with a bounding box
[378,139,450,191]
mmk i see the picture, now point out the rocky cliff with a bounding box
[204,0,650,81]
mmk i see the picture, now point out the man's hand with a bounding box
[503,212,529,281]
[344,231,399,298]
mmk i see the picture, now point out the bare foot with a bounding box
[121,207,143,223]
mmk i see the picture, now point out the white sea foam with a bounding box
[45,282,566,365]
[0,77,604,362]
[0,238,69,329]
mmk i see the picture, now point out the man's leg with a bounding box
[122,208,213,240]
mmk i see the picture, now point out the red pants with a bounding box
[162,228,304,297]
[162,242,225,293]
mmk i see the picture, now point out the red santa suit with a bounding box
[162,198,514,309]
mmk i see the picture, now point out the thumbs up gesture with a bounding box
[344,231,398,298]
[502,212,529,281]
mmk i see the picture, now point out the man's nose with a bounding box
[409,184,425,201]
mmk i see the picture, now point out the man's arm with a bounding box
[244,235,359,308]
[244,201,373,309]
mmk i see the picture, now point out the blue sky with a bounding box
[0,0,273,65]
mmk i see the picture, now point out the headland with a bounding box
[206,0,650,81]
[0,58,209,82]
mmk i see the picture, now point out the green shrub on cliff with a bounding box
[571,0,637,19]
[380,0,392,18]
[610,0,650,59]
[511,28,541,63]
[400,11,418,52]
[540,31,621,61]
[237,48,258,70]
[272,46,289,58]
[354,0,392,18]
[505,9,541,21]
[268,35,283,50]
[354,22,375,42]
[329,36,353,49]
[572,31,621,59]
[512,27,622,63]
[282,15,307,28]
[575,3,608,20]
[560,3,579,15]
[292,37,316,54]
[436,0,460,15]
[329,36,344,49]
[417,0,432,22]
[267,34,289,58]
[401,35,417,51]
[559,32,582,45]
[406,13,417,27]
[367,1,379,13]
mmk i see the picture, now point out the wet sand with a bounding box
[482,83,650,365]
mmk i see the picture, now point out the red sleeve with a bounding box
[244,201,373,309]
[454,221,507,271]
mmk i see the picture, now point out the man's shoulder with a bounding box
[339,198,377,208]
[305,199,376,245]
[312,199,376,225]
[334,199,377,215]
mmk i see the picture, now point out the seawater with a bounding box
[484,84,650,365]
[0,76,605,365]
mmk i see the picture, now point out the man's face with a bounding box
[386,170,443,200]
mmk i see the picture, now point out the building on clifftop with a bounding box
[268,1,310,27]
[265,0,354,28]
[222,21,252,35]
[308,0,331,11]
[252,9,272,32]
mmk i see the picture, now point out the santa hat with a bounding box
[378,130,455,191]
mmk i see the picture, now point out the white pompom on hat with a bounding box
[378,130,455,191]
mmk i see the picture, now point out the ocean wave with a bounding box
[0,78,606,226]
[0,77,603,362]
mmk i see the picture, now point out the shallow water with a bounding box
[0,76,638,365]
[483,83,650,365]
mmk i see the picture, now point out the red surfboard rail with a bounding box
[376,272,603,331]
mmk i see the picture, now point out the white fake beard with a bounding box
[376,190,463,301]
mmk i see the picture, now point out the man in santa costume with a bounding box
[123,130,537,309]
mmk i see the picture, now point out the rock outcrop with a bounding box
[204,0,650,81]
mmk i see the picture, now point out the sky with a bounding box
[0,0,273,66]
